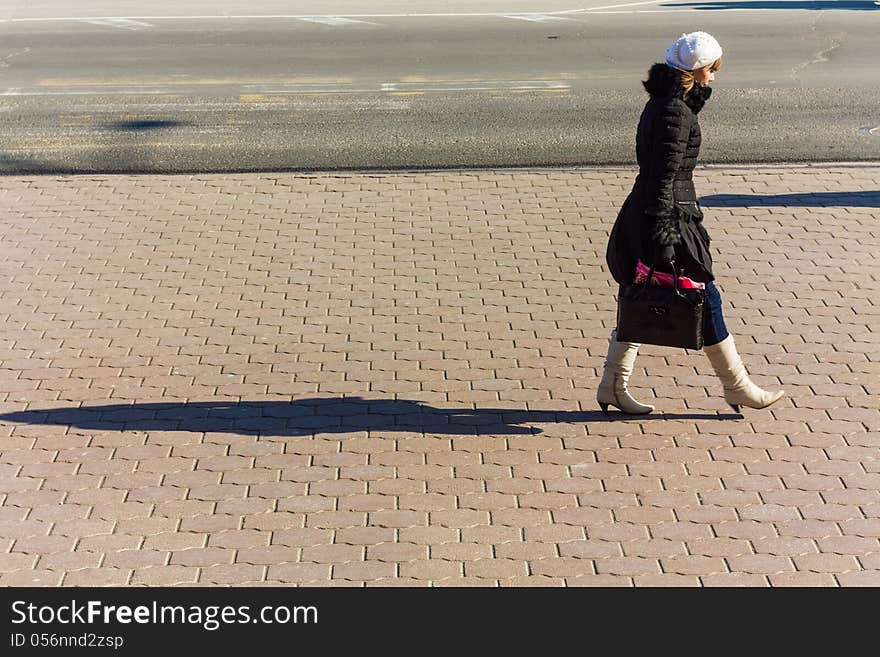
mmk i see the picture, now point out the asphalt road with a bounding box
[1,1,879,172]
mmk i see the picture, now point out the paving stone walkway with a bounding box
[1,164,878,586]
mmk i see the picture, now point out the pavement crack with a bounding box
[790,16,844,80]
[0,47,30,68]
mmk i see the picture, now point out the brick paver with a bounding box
[1,164,878,586]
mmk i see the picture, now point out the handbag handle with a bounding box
[643,259,685,297]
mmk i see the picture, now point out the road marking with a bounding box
[388,80,570,92]
[36,77,354,87]
[249,80,570,94]
[567,0,673,11]
[295,16,380,26]
[2,87,178,96]
[503,14,575,22]
[239,94,273,103]
[5,142,222,150]
[81,18,154,30]
[245,84,377,95]
[11,3,849,30]
[512,87,569,93]
[0,4,675,24]
[5,78,572,98]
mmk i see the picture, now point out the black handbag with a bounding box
[616,261,705,350]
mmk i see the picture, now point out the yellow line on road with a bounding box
[239,94,273,103]
[7,143,218,150]
[39,77,354,87]
[511,88,570,93]
[399,76,498,83]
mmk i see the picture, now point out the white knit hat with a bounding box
[664,31,723,72]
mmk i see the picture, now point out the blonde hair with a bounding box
[679,57,723,95]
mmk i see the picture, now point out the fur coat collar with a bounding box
[642,63,713,114]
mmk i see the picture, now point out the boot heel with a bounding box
[729,404,741,413]
[599,403,610,415]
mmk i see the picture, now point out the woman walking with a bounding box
[598,31,784,415]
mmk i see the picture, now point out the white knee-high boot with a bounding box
[596,330,655,415]
[703,335,784,412]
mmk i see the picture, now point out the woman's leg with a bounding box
[701,282,784,411]
[702,281,730,347]
[596,329,655,415]
[596,285,654,414]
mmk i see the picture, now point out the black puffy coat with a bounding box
[606,63,714,286]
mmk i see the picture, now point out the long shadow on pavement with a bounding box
[700,191,880,208]
[664,1,879,10]
[0,398,739,437]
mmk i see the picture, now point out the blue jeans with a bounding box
[702,281,729,346]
